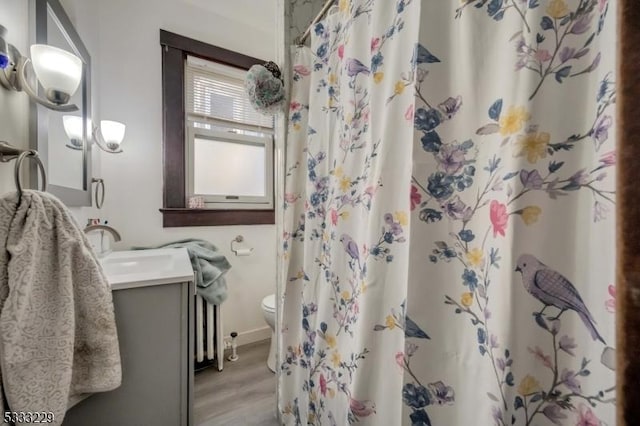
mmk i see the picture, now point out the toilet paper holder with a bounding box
[230,235,253,256]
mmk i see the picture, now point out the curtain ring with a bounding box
[92,178,105,209]
[14,150,47,199]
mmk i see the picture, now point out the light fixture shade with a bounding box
[30,44,82,97]
[100,120,126,147]
[63,115,83,140]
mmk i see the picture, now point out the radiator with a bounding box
[195,295,224,371]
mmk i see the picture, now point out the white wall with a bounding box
[92,0,278,345]
[0,2,29,196]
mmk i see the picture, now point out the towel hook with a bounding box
[14,150,47,198]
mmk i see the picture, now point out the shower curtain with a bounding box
[280,0,420,423]
[280,0,616,424]
[402,0,616,424]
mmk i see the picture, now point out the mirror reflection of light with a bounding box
[63,115,83,140]
[62,115,84,149]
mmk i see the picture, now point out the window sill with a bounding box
[159,208,275,227]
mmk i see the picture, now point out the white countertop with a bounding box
[100,248,194,290]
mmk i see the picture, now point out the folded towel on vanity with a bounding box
[137,239,232,305]
[0,190,121,426]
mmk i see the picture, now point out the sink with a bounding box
[102,254,174,276]
[99,248,194,290]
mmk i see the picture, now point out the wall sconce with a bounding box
[63,116,126,154]
[62,115,83,150]
[0,25,82,112]
[94,120,126,154]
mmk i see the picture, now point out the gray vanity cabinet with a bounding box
[64,281,194,426]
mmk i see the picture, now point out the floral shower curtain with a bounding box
[280,0,616,424]
[279,0,420,423]
[396,0,616,424]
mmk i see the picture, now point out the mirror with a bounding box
[30,0,91,206]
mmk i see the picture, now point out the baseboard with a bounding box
[224,326,271,348]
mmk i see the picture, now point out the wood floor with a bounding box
[194,339,279,426]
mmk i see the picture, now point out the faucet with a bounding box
[84,224,122,241]
[84,223,121,257]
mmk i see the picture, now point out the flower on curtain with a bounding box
[456,0,610,100]
[374,301,454,424]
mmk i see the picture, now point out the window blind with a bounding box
[185,55,273,131]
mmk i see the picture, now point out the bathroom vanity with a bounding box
[63,248,195,426]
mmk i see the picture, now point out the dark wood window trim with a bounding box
[159,29,275,227]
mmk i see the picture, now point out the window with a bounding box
[185,56,274,210]
[159,30,275,227]
[187,127,274,209]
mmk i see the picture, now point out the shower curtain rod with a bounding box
[297,0,336,45]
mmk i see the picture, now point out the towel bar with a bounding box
[0,141,47,198]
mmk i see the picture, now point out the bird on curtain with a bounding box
[405,316,430,339]
[515,254,605,344]
[345,58,370,77]
[340,233,363,274]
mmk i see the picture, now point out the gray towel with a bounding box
[0,190,121,425]
[137,239,231,305]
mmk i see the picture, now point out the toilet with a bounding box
[261,293,276,372]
